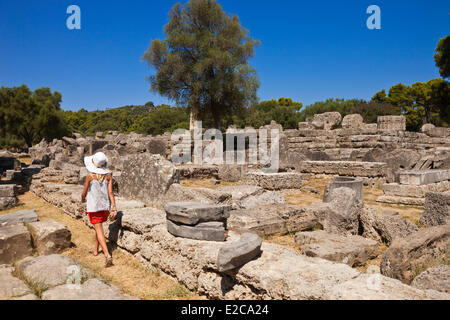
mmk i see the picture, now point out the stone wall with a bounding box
[27,168,450,300]
[26,113,450,188]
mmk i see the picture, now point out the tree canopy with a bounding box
[435,36,450,79]
[0,85,68,148]
[371,79,450,130]
[143,0,260,130]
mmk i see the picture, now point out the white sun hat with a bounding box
[84,152,110,175]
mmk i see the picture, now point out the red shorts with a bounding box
[88,210,110,225]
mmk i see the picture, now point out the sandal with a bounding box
[105,256,113,268]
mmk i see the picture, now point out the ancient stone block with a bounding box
[381,224,450,284]
[0,197,18,210]
[420,191,450,227]
[217,233,262,272]
[17,254,92,288]
[342,114,364,129]
[295,230,379,266]
[165,202,230,225]
[0,265,32,299]
[227,207,287,236]
[377,115,406,131]
[27,220,72,255]
[411,265,449,293]
[42,278,136,300]
[166,220,226,241]
[398,169,450,186]
[117,154,180,206]
[319,187,362,235]
[0,224,33,264]
[0,184,17,197]
[216,185,286,209]
[242,171,302,190]
[312,112,342,130]
[359,207,418,245]
[323,176,364,204]
[217,164,247,182]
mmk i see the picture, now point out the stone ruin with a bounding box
[1,111,450,299]
[0,209,135,300]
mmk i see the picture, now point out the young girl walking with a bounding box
[81,152,117,267]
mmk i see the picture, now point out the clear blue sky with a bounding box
[0,0,449,111]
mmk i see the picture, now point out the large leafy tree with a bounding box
[371,79,450,130]
[0,85,68,147]
[435,36,450,79]
[143,0,260,130]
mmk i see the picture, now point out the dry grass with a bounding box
[17,155,33,166]
[263,233,302,254]
[1,192,203,300]
[180,178,237,189]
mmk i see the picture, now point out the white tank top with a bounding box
[86,174,110,213]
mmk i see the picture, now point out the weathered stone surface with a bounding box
[312,112,342,130]
[295,230,379,267]
[78,167,88,185]
[342,114,364,130]
[363,149,421,182]
[232,241,361,299]
[216,185,286,209]
[117,154,180,206]
[146,138,167,157]
[27,220,72,254]
[0,184,17,197]
[10,293,39,300]
[17,254,92,288]
[377,115,406,131]
[120,207,166,234]
[0,224,32,264]
[398,169,450,186]
[217,233,262,272]
[166,220,226,241]
[275,204,323,232]
[296,160,388,178]
[242,171,302,190]
[421,192,450,227]
[165,202,230,225]
[0,197,18,210]
[381,225,450,284]
[421,123,435,134]
[319,187,362,235]
[0,265,32,299]
[323,176,364,204]
[163,183,232,206]
[227,207,287,236]
[359,207,418,245]
[380,180,450,198]
[115,197,146,210]
[326,273,448,300]
[411,265,450,293]
[0,210,38,227]
[376,195,426,206]
[218,164,247,182]
[426,127,450,138]
[42,278,136,300]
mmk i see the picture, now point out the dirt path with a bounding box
[1,192,202,300]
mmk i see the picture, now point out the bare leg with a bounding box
[93,223,110,259]
[91,231,99,256]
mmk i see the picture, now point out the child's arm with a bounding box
[81,174,92,203]
[108,174,117,218]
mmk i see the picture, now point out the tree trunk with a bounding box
[189,102,199,131]
[211,104,222,131]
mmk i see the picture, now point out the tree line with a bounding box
[0,0,448,149]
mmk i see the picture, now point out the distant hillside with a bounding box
[64,103,189,137]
